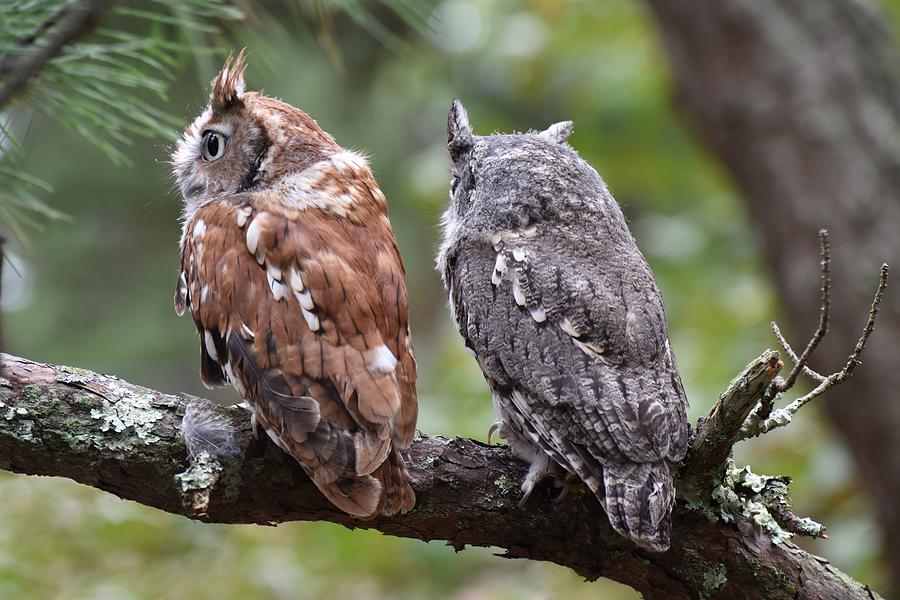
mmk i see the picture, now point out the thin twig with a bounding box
[771,322,826,383]
[0,0,111,112]
[757,230,832,418]
[782,229,831,390]
[834,263,889,382]
[743,263,889,438]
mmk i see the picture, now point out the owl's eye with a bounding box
[201,130,227,162]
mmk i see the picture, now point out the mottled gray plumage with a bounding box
[437,100,689,552]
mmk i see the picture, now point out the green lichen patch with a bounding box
[0,399,36,443]
[675,548,727,599]
[4,406,27,420]
[493,474,518,495]
[89,392,165,449]
[678,476,720,522]
[69,394,101,409]
[55,366,96,385]
[176,451,223,493]
[712,459,824,544]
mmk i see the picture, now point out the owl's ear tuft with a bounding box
[211,48,248,109]
[447,99,474,161]
[539,121,574,144]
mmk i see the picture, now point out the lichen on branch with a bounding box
[0,348,885,599]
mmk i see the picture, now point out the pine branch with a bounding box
[0,0,110,111]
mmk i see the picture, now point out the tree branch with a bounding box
[758,229,833,419]
[0,0,111,111]
[0,352,883,599]
[643,0,900,590]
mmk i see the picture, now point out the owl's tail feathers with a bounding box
[601,461,676,552]
[316,474,383,518]
[375,447,416,517]
[316,447,415,518]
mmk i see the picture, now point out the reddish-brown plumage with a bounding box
[173,53,417,517]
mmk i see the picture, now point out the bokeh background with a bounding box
[1,1,895,598]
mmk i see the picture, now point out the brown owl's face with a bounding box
[172,97,268,206]
[172,52,340,217]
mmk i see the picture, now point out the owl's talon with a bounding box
[251,411,260,440]
[487,421,503,445]
[516,452,550,506]
[518,480,536,507]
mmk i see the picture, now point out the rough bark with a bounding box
[0,353,882,599]
[644,0,900,591]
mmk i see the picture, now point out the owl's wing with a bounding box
[447,230,688,549]
[176,192,416,517]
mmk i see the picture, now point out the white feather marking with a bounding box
[193,219,206,238]
[334,150,368,169]
[368,344,398,374]
[266,262,282,282]
[246,216,261,255]
[236,206,252,227]
[272,152,369,216]
[204,330,219,361]
[240,323,255,340]
[265,428,288,452]
[573,338,606,363]
[223,362,246,396]
[270,278,288,301]
[512,278,526,306]
[512,247,525,262]
[266,263,285,300]
[223,362,234,383]
[200,285,209,303]
[560,317,580,338]
[289,268,304,292]
[492,253,508,286]
[491,232,503,250]
[297,289,315,311]
[530,305,547,323]
[302,308,320,331]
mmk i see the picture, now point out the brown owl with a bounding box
[171,51,417,517]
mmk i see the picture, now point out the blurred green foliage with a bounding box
[0,0,243,243]
[0,0,890,597]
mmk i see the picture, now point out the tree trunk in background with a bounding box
[646,0,900,592]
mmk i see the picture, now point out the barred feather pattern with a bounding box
[438,101,688,551]
[172,55,417,518]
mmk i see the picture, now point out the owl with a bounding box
[171,51,417,518]
[437,101,689,551]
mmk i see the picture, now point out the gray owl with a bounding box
[437,100,689,552]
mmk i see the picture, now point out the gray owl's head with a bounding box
[444,100,611,239]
